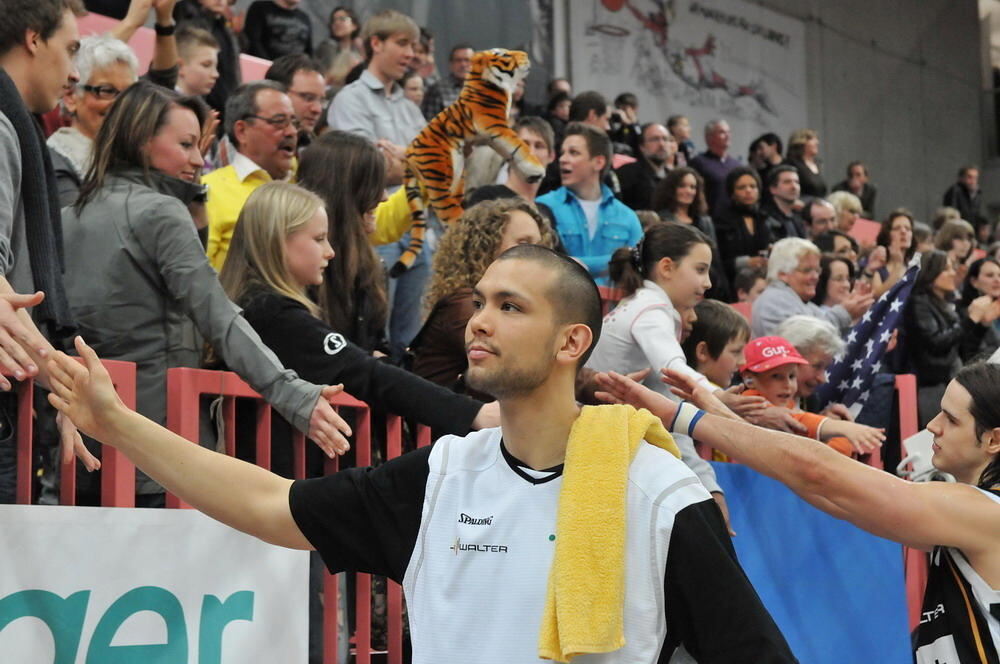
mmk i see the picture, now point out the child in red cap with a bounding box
[740,336,885,456]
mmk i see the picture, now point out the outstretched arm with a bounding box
[47,337,312,549]
[596,369,1000,554]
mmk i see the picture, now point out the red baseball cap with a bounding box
[741,336,809,373]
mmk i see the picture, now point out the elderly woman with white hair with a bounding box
[751,237,873,338]
[775,315,844,399]
[47,28,181,208]
[47,35,140,207]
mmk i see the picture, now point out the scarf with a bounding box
[0,68,75,340]
[46,126,93,178]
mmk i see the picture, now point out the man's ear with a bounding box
[983,427,1000,454]
[232,118,249,149]
[556,323,593,367]
[24,28,42,56]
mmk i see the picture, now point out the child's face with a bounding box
[744,365,798,404]
[699,336,746,388]
[178,46,219,97]
[660,242,712,310]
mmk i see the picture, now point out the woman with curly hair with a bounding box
[412,198,555,397]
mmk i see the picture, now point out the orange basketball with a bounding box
[602,0,627,12]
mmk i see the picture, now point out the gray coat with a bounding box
[751,279,851,339]
[62,170,319,490]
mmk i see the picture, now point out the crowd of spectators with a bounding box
[4,0,1000,660]
[2,0,997,502]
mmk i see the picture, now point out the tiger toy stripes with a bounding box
[388,48,546,277]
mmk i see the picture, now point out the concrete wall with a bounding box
[753,0,983,222]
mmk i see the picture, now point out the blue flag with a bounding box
[813,258,920,411]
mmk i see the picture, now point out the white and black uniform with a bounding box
[914,488,1000,664]
[290,428,795,663]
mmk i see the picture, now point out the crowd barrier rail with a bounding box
[9,361,925,660]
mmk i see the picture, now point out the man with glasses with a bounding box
[751,237,872,338]
[203,80,299,270]
[264,53,325,152]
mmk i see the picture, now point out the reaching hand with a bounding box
[0,291,51,389]
[715,384,767,419]
[57,411,100,472]
[743,405,809,435]
[472,401,500,429]
[820,402,854,421]
[594,371,678,422]
[308,385,353,458]
[834,420,885,455]
[46,336,127,444]
[659,368,738,420]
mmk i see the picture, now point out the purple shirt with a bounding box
[690,151,741,217]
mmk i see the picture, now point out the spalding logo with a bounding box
[323,333,347,356]
[760,346,788,358]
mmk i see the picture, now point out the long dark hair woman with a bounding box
[712,165,771,290]
[297,131,390,353]
[904,250,998,428]
[64,82,350,504]
[652,166,729,300]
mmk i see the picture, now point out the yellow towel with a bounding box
[538,404,680,662]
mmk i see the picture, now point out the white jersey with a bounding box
[290,427,795,663]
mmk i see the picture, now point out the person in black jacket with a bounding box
[219,181,499,477]
[905,250,997,428]
[615,122,675,211]
[713,166,771,289]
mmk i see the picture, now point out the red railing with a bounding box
[162,367,427,664]
[10,362,429,664]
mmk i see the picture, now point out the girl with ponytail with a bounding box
[588,223,762,527]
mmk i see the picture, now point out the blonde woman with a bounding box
[219,182,497,477]
[412,198,555,396]
[785,128,826,198]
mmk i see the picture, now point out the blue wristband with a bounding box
[669,401,706,438]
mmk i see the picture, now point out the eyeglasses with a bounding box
[80,84,122,100]
[243,114,300,130]
[795,267,822,276]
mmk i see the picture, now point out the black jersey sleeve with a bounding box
[288,445,432,583]
[661,499,798,663]
[241,291,482,435]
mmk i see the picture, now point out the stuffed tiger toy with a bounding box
[388,48,546,277]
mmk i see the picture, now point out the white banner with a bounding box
[568,0,807,149]
[0,505,309,664]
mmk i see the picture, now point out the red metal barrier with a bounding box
[164,367,425,664]
[13,360,138,506]
[59,360,138,507]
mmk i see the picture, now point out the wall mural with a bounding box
[570,0,807,145]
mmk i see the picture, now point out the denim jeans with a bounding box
[375,221,439,362]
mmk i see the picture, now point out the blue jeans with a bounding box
[376,222,438,362]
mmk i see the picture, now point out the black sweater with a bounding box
[238,288,482,476]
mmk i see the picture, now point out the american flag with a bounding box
[813,257,921,413]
